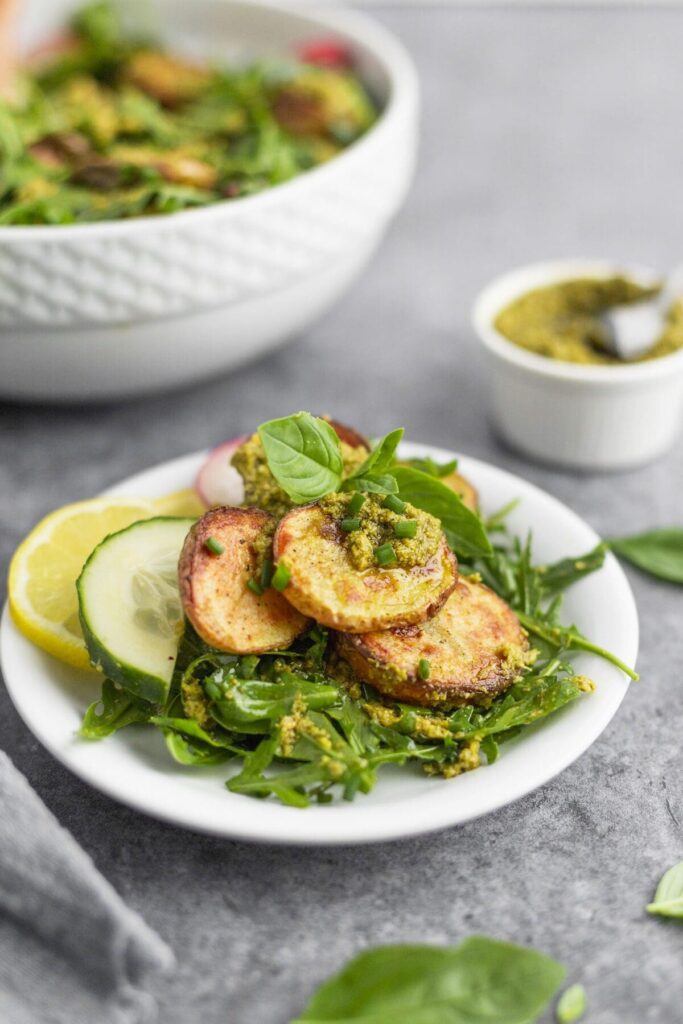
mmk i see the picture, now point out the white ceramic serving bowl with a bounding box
[473,259,683,471]
[1,0,419,401]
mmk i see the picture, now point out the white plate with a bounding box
[0,444,638,845]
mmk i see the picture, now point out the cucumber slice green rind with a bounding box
[77,517,195,705]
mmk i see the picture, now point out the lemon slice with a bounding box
[152,488,206,518]
[8,497,157,671]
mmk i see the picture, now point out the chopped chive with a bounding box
[394,519,417,539]
[348,492,365,515]
[418,658,431,681]
[341,517,362,533]
[260,558,274,589]
[383,494,406,514]
[246,578,264,596]
[271,562,291,591]
[205,537,224,556]
[375,543,397,566]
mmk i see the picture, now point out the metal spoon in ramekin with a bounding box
[602,267,683,360]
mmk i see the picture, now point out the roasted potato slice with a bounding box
[336,577,529,707]
[272,504,457,632]
[441,470,478,513]
[179,507,309,654]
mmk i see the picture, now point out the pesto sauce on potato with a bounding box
[495,276,683,364]
[319,492,443,571]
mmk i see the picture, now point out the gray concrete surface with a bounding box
[1,6,682,1022]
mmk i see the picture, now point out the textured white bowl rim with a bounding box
[0,0,418,241]
[472,258,683,384]
[0,443,639,846]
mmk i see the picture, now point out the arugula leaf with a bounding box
[537,545,607,596]
[402,456,458,478]
[608,528,683,584]
[292,937,565,1024]
[258,412,344,503]
[516,612,639,680]
[164,731,235,766]
[556,983,587,1023]
[80,679,152,739]
[647,860,683,918]
[392,466,492,559]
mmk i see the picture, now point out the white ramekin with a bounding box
[1,0,419,401]
[472,260,683,471]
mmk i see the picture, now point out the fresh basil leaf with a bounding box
[608,528,683,584]
[647,860,683,918]
[80,679,152,740]
[293,936,565,1024]
[556,983,587,1023]
[392,466,492,559]
[348,428,404,480]
[164,730,234,766]
[351,473,399,495]
[258,412,344,503]
[403,456,458,478]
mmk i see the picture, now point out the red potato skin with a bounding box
[322,417,371,451]
[179,506,309,654]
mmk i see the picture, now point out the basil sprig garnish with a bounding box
[258,413,344,504]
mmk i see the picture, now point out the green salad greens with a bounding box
[0,2,375,225]
[80,413,637,808]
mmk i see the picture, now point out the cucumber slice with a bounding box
[77,517,195,704]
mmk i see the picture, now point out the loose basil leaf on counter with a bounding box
[392,465,492,559]
[556,983,588,1023]
[80,678,152,740]
[292,936,565,1024]
[608,528,683,584]
[646,860,683,918]
[258,412,344,503]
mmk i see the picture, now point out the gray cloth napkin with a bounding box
[0,751,174,1024]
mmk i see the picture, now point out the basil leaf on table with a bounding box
[392,465,492,560]
[258,412,344,503]
[292,936,565,1024]
[647,860,683,918]
[608,528,683,584]
[556,984,587,1023]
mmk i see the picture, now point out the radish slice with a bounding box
[195,436,247,508]
[296,39,353,70]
